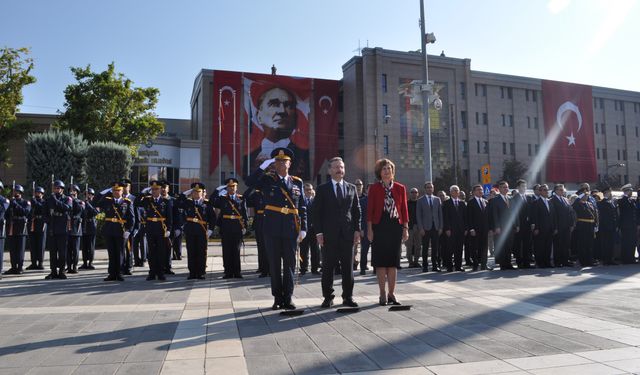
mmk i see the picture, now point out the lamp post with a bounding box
[419,0,437,182]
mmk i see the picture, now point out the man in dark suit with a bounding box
[618,184,638,264]
[442,185,467,272]
[597,186,618,265]
[313,157,361,308]
[550,184,575,267]
[466,184,490,271]
[491,181,519,270]
[530,184,557,268]
[512,179,534,268]
[416,181,443,272]
[299,183,320,275]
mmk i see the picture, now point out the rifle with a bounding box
[8,180,15,236]
[31,181,36,232]
[50,174,54,196]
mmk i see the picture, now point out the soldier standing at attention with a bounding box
[213,178,247,279]
[244,186,269,277]
[121,179,136,275]
[4,184,31,275]
[45,180,72,280]
[183,182,216,279]
[97,182,134,281]
[245,148,307,310]
[80,188,98,270]
[141,180,173,281]
[27,186,47,270]
[160,181,177,275]
[66,184,85,274]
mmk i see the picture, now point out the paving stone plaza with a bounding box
[3,243,640,374]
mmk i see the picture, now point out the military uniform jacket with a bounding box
[82,198,99,236]
[46,193,72,235]
[617,196,638,231]
[0,196,8,238]
[214,194,248,235]
[572,200,596,226]
[8,198,31,236]
[182,198,216,235]
[597,198,618,233]
[244,188,265,231]
[98,196,134,236]
[245,169,307,238]
[29,198,47,233]
[139,196,173,237]
[173,195,186,232]
[133,194,147,237]
[69,197,85,236]
[125,193,140,235]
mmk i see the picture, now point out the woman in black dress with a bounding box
[366,159,409,306]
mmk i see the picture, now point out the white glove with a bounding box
[297,230,307,243]
[594,226,598,233]
[123,231,130,239]
[216,185,226,191]
[260,158,276,170]
[174,229,181,237]
[164,231,170,238]
[207,229,213,237]
[242,228,247,235]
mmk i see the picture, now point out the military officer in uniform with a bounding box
[213,178,248,279]
[66,184,85,274]
[160,181,176,275]
[597,186,619,265]
[183,182,216,279]
[133,187,148,267]
[140,180,173,281]
[244,186,269,277]
[4,184,31,275]
[45,180,72,280]
[246,147,307,310]
[80,188,98,270]
[572,188,597,267]
[172,188,186,262]
[0,181,8,278]
[27,186,47,270]
[121,179,136,275]
[97,182,134,281]
[618,184,638,264]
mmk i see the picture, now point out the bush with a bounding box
[86,141,133,190]
[25,130,88,189]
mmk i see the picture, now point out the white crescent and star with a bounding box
[318,95,333,115]
[556,101,582,147]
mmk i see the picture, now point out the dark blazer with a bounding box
[490,195,518,232]
[512,192,531,230]
[618,196,637,231]
[550,195,575,232]
[597,198,618,233]
[466,196,489,234]
[313,180,361,243]
[531,198,557,234]
[366,181,409,225]
[442,198,466,234]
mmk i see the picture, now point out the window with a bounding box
[620,102,625,112]
[382,104,389,118]
[597,148,600,159]
[623,149,628,160]
[622,125,626,136]
[475,83,479,96]
[600,98,604,109]
[603,148,607,159]
[483,141,489,154]
[477,169,482,183]
[460,111,467,128]
[527,116,531,128]
[615,101,619,111]
[637,151,639,161]
[593,98,597,108]
[475,83,486,97]
[475,112,479,125]
[595,123,599,134]
[500,87,505,99]
[381,74,388,93]
[617,149,621,160]
[483,112,488,125]
[383,135,389,155]
[510,143,515,155]
[338,121,344,139]
[528,144,532,156]
[526,90,530,101]
[508,87,513,99]
[502,114,506,127]
[535,144,539,154]
[534,117,539,129]
[509,115,514,127]
[502,142,507,155]
[532,91,538,102]
[461,140,469,156]
[483,85,487,97]
[636,127,639,137]
[616,125,619,136]
[477,140,480,153]
[460,82,466,100]
[602,123,606,134]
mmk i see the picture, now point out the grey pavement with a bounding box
[2,243,640,374]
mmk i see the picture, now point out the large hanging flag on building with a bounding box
[313,79,340,177]
[542,80,596,182]
[211,70,242,176]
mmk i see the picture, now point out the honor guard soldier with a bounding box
[141,180,173,281]
[172,190,186,262]
[0,181,8,278]
[183,182,216,279]
[96,182,134,281]
[246,147,307,310]
[244,186,269,277]
[160,181,176,275]
[572,188,597,267]
[80,188,98,270]
[27,186,47,270]
[133,188,149,267]
[4,184,31,275]
[45,180,72,280]
[213,178,248,279]
[66,184,85,274]
[121,179,136,275]
[618,184,638,264]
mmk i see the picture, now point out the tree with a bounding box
[56,62,163,149]
[0,47,37,166]
[86,141,133,190]
[25,130,88,189]
[501,159,529,187]
[434,165,470,194]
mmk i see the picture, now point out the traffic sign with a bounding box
[481,164,491,185]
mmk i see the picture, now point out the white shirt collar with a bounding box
[258,137,291,159]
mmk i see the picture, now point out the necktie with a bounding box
[454,199,458,208]
[428,196,433,208]
[336,182,343,200]
[480,199,485,210]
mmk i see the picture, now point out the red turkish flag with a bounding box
[542,80,596,182]
[211,70,242,175]
[313,79,340,177]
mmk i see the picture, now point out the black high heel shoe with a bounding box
[387,295,401,306]
[379,296,387,306]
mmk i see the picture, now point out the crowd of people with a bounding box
[1,149,640,311]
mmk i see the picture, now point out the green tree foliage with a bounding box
[500,159,529,187]
[0,47,37,166]
[25,130,88,189]
[56,62,163,149]
[434,165,470,195]
[86,141,133,190]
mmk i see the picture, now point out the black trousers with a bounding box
[81,234,96,264]
[468,231,488,268]
[165,237,173,271]
[48,234,67,272]
[321,237,354,299]
[0,238,4,273]
[443,232,464,269]
[494,229,514,267]
[173,233,183,260]
[186,231,207,276]
[575,222,595,266]
[264,234,297,304]
[421,228,440,271]
[300,234,320,272]
[255,221,269,274]
[67,235,81,269]
[514,227,533,266]
[553,229,571,266]
[133,233,147,264]
[8,235,26,270]
[533,231,552,267]
[105,234,125,276]
[147,234,167,277]
[598,229,614,264]
[221,232,242,276]
[122,237,133,271]
[359,235,370,271]
[620,227,638,264]
[29,230,46,266]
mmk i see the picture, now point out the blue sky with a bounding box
[2,0,638,119]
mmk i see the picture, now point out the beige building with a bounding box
[343,47,640,191]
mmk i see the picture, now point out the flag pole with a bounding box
[218,88,223,185]
[233,89,237,178]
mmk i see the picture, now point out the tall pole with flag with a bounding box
[218,88,224,185]
[233,88,237,177]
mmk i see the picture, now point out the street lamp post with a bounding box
[420,0,432,182]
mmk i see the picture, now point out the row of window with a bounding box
[459,141,540,158]
[595,123,640,137]
[596,148,640,162]
[460,111,540,129]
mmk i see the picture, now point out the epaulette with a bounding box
[105,197,113,200]
[291,176,302,182]
[266,171,278,181]
[123,197,131,202]
[237,194,243,198]
[255,189,261,193]
[187,198,193,201]
[204,199,209,202]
